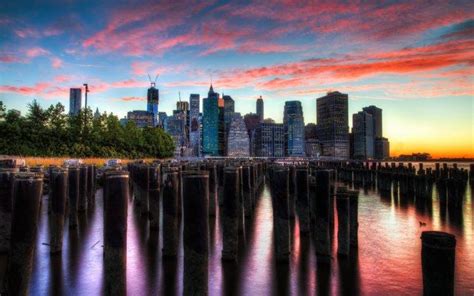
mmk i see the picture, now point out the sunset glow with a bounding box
[0,1,473,158]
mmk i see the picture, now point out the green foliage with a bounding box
[0,100,175,158]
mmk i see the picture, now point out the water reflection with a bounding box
[19,167,474,295]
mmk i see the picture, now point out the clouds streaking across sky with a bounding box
[0,0,473,158]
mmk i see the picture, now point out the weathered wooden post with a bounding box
[222,167,240,261]
[162,169,179,258]
[103,171,129,296]
[49,168,68,253]
[347,190,359,248]
[289,165,296,219]
[138,164,150,217]
[242,165,252,217]
[5,173,43,295]
[295,167,310,234]
[78,165,88,212]
[87,164,95,208]
[314,170,331,257]
[336,187,350,256]
[68,167,80,229]
[0,168,17,253]
[205,163,218,217]
[148,164,161,231]
[183,171,209,295]
[271,166,290,262]
[421,231,456,296]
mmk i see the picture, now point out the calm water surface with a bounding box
[15,163,474,295]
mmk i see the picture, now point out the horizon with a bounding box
[1,1,473,158]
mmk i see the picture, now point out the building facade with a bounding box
[316,91,349,159]
[362,105,382,138]
[226,113,250,157]
[189,94,201,156]
[254,123,285,157]
[284,101,305,156]
[165,110,187,156]
[305,139,322,157]
[352,111,374,159]
[256,96,264,122]
[147,85,159,127]
[127,110,154,128]
[375,137,390,160]
[69,88,82,116]
[202,85,220,156]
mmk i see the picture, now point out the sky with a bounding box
[0,0,473,158]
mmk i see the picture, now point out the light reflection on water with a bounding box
[5,165,472,295]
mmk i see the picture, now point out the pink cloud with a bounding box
[26,47,50,58]
[51,57,63,68]
[0,53,21,63]
[114,96,145,102]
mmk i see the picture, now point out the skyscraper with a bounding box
[375,137,390,160]
[316,91,349,159]
[147,83,159,127]
[223,95,235,155]
[202,85,220,156]
[189,94,201,156]
[256,96,264,122]
[352,111,374,159]
[254,123,285,157]
[284,101,305,156]
[362,105,382,138]
[226,113,250,157]
[69,88,81,116]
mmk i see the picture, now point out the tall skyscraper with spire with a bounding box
[202,84,220,156]
[147,82,159,127]
[256,96,264,122]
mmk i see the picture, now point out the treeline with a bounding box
[0,100,175,158]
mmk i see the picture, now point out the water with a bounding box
[2,169,474,295]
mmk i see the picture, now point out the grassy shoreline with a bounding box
[22,157,157,167]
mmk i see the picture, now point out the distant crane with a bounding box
[147,74,159,88]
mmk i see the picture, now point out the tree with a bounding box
[0,100,175,158]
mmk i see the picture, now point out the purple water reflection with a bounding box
[1,163,472,295]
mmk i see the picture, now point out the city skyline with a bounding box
[0,1,473,158]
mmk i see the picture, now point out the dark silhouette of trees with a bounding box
[0,100,174,158]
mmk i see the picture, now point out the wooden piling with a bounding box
[162,169,179,258]
[421,231,456,296]
[103,171,129,296]
[5,173,43,295]
[182,171,209,296]
[222,167,240,261]
[49,168,68,253]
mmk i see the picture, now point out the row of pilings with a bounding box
[0,158,469,295]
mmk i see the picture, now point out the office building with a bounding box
[284,101,305,156]
[127,110,154,128]
[254,123,285,157]
[256,96,264,122]
[202,85,220,156]
[375,137,390,160]
[165,111,187,156]
[226,113,250,157]
[316,91,349,159]
[69,88,82,116]
[352,111,374,159]
[189,94,201,156]
[147,83,159,127]
[158,112,167,128]
[305,139,322,157]
[363,105,382,138]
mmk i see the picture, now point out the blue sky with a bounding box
[1,0,473,157]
